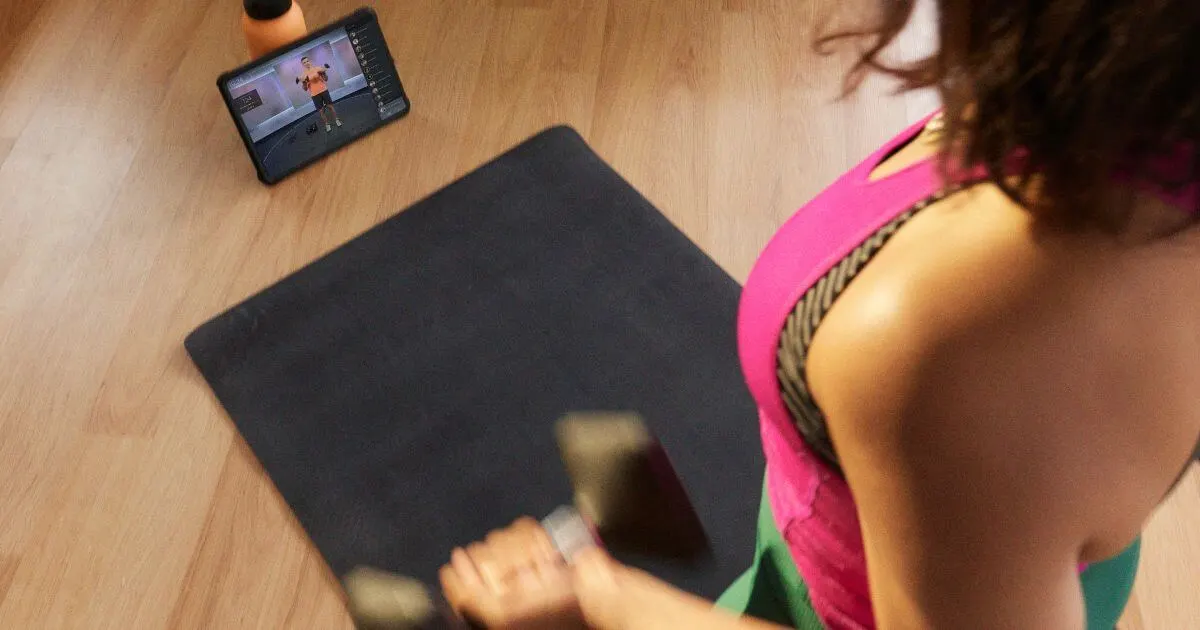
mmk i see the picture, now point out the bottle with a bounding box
[241,0,307,60]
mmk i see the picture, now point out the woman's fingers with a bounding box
[441,561,502,626]
[450,546,483,597]
[467,517,563,596]
[470,540,513,595]
[477,533,512,593]
[572,547,618,588]
[445,517,561,603]
[441,558,583,630]
[441,517,594,629]
[503,517,558,570]
[571,546,626,628]
[439,562,467,614]
[514,516,560,565]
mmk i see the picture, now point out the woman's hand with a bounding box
[439,516,592,629]
[440,518,785,630]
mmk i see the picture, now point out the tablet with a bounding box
[218,7,410,184]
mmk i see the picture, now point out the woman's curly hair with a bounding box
[826,0,1200,228]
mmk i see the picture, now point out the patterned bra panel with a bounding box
[774,185,1200,474]
[775,182,964,471]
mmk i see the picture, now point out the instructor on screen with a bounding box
[296,55,341,133]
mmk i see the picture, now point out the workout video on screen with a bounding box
[226,25,407,181]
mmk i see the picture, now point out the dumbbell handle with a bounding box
[540,505,601,562]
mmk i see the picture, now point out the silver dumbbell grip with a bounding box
[540,505,600,563]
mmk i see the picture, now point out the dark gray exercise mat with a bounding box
[185,126,763,598]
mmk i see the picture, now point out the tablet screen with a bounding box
[222,11,409,182]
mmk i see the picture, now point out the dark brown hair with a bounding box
[823,0,1200,228]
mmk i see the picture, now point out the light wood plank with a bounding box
[166,445,352,629]
[455,1,607,173]
[0,556,18,604]
[1128,469,1200,629]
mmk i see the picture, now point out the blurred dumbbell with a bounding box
[551,412,708,561]
[343,412,708,629]
[343,567,452,630]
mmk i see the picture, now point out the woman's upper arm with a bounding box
[806,291,1090,629]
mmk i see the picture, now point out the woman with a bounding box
[439,1,1200,627]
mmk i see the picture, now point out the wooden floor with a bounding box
[0,0,1195,627]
